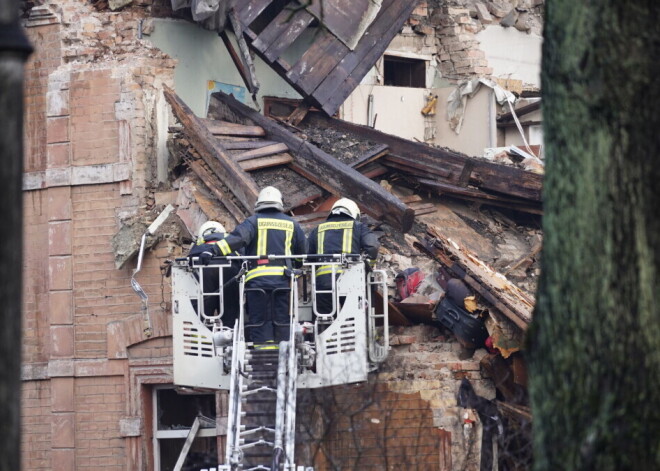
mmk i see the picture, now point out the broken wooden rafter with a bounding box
[306,111,543,203]
[187,158,247,221]
[210,91,414,232]
[234,142,288,162]
[238,153,293,172]
[350,143,389,170]
[416,178,543,215]
[415,228,534,330]
[227,9,260,98]
[221,139,280,150]
[220,30,259,96]
[164,85,260,212]
[204,119,266,137]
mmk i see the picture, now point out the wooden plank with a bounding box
[222,139,280,150]
[424,227,534,327]
[228,10,260,96]
[239,153,293,171]
[359,163,388,179]
[400,194,422,204]
[237,0,274,26]
[384,154,453,178]
[255,8,315,62]
[220,31,258,95]
[286,28,349,94]
[206,123,266,137]
[164,85,260,212]
[292,211,330,224]
[211,91,414,232]
[234,142,289,162]
[314,0,419,114]
[305,0,375,47]
[350,143,389,169]
[187,159,247,221]
[306,111,543,202]
[416,178,543,215]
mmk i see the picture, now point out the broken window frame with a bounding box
[152,385,218,471]
[382,53,429,88]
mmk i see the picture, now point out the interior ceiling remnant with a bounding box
[168,0,418,116]
[304,0,382,50]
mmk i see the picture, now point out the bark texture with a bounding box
[0,0,30,469]
[529,1,660,469]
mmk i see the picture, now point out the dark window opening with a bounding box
[154,387,218,471]
[383,56,426,88]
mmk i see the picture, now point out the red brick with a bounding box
[51,413,75,448]
[47,116,70,144]
[50,290,73,324]
[47,142,71,167]
[48,186,72,221]
[51,377,74,412]
[49,256,72,290]
[49,221,72,256]
[51,325,74,358]
[52,449,75,471]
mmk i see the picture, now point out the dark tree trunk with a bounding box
[529,1,660,470]
[0,0,31,470]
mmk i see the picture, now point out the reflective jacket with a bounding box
[214,209,306,286]
[307,214,380,277]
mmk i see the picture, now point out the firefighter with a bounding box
[212,186,306,345]
[307,198,380,316]
[188,220,242,328]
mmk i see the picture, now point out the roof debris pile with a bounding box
[164,86,540,469]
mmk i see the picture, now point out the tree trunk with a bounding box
[0,0,31,469]
[529,1,660,469]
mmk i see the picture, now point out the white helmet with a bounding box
[331,198,360,220]
[255,186,283,212]
[198,220,225,240]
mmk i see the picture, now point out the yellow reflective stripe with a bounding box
[318,221,354,232]
[318,231,325,254]
[245,266,286,282]
[258,227,267,256]
[316,265,344,277]
[217,239,231,256]
[256,218,293,256]
[342,228,353,253]
[285,227,293,256]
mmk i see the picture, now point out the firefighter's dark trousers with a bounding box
[245,281,291,343]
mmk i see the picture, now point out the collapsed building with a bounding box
[20,0,544,469]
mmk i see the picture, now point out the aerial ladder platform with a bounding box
[170,254,389,470]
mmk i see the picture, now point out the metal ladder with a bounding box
[222,272,301,471]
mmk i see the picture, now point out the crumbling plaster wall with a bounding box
[145,18,302,116]
[20,1,185,470]
[341,0,544,147]
[296,325,495,471]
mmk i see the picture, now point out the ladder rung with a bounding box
[239,438,274,449]
[240,425,275,437]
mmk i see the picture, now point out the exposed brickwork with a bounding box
[69,70,121,166]
[21,380,52,470]
[24,23,62,172]
[23,190,50,364]
[299,384,448,470]
[75,376,126,469]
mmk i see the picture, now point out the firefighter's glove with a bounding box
[366,258,376,273]
[199,250,214,266]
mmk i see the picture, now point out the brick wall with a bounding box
[69,70,121,166]
[24,22,61,172]
[75,376,126,470]
[296,326,494,470]
[21,380,52,470]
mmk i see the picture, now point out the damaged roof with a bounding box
[171,0,419,116]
